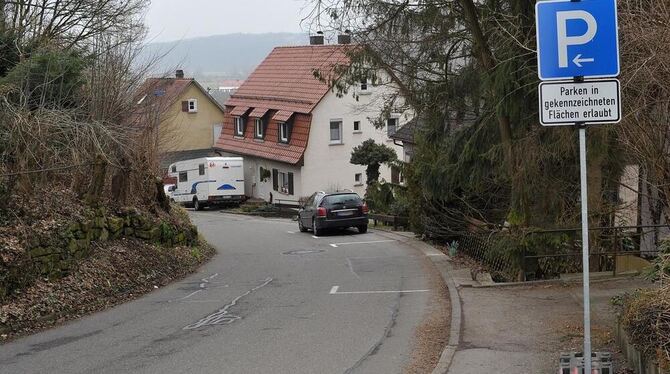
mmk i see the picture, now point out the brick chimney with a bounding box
[175,69,185,79]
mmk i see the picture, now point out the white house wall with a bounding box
[301,85,409,199]
[220,152,302,203]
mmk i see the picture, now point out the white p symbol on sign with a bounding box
[556,10,597,68]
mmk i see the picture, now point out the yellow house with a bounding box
[136,70,226,169]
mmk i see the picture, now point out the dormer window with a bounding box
[255,118,264,139]
[187,98,198,113]
[279,122,289,143]
[234,117,244,137]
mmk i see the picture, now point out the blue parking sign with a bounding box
[536,0,620,80]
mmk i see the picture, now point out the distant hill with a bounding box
[139,33,306,80]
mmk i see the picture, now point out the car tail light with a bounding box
[362,203,369,214]
[317,207,327,217]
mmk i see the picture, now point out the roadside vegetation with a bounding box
[309,0,670,238]
[615,245,670,370]
[309,0,670,365]
[349,139,409,217]
[0,0,214,339]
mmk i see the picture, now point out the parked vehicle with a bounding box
[163,184,176,201]
[297,191,369,236]
[168,157,245,210]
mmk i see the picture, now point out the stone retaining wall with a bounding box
[0,207,198,300]
[616,321,667,374]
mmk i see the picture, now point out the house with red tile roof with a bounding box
[135,70,226,169]
[215,39,410,202]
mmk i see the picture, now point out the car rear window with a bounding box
[322,194,362,206]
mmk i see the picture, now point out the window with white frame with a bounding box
[355,173,363,185]
[279,171,289,193]
[360,78,368,91]
[279,122,288,143]
[254,118,264,139]
[387,117,398,137]
[330,120,343,144]
[187,99,198,113]
[353,121,361,132]
[234,117,244,136]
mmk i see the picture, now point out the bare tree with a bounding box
[617,0,670,227]
[1,0,146,53]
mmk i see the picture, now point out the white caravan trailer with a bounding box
[168,157,245,210]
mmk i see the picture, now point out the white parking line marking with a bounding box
[329,239,396,248]
[312,235,320,239]
[287,231,296,234]
[329,286,429,295]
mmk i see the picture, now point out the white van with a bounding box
[168,157,245,210]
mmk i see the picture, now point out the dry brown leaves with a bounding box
[0,238,214,342]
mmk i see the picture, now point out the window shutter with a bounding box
[272,169,279,191]
[288,172,294,195]
[181,101,189,112]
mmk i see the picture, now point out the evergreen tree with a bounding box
[307,0,625,234]
[350,139,398,185]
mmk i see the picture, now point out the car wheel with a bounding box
[312,218,323,236]
[194,198,203,211]
[299,218,308,232]
[357,225,368,234]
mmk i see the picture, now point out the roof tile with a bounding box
[272,110,294,122]
[217,45,353,164]
[226,45,350,114]
[230,106,249,116]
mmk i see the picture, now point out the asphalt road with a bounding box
[0,212,440,374]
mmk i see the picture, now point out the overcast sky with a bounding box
[145,0,311,43]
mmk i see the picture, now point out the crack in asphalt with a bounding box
[183,277,273,330]
[343,293,402,374]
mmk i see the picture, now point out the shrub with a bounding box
[618,287,670,369]
[646,239,670,281]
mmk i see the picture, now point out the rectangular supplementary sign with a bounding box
[539,79,621,126]
[536,0,620,80]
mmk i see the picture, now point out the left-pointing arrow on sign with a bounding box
[573,54,595,67]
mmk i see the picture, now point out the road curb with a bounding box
[373,231,461,374]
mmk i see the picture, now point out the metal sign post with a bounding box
[536,0,622,371]
[578,124,592,374]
